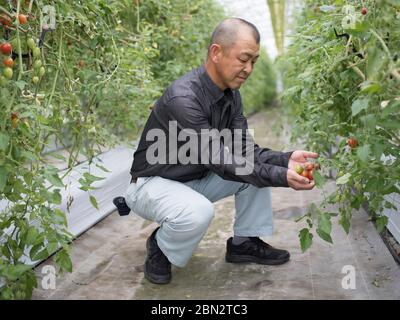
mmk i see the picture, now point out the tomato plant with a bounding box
[280,0,400,252]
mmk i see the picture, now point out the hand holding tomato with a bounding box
[287,169,315,190]
[288,150,319,172]
[287,150,319,190]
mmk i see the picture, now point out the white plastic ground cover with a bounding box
[384,192,400,244]
[59,146,133,237]
[0,146,134,266]
[379,155,400,243]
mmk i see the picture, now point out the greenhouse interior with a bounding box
[0,0,400,303]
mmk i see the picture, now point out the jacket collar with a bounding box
[199,64,232,104]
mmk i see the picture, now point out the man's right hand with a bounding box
[287,169,315,190]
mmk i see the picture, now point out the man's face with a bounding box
[215,31,260,90]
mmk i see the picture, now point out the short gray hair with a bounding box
[208,18,260,54]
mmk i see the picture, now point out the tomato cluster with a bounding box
[0,42,13,81]
[295,163,320,181]
[0,11,44,86]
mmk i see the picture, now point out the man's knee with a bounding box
[174,199,215,230]
[193,200,215,227]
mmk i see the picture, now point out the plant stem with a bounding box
[16,0,24,79]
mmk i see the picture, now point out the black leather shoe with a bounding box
[225,237,290,265]
[144,227,172,284]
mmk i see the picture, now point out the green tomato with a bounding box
[3,67,13,79]
[27,38,36,50]
[32,47,41,58]
[295,164,304,174]
[33,60,42,70]
[0,75,8,86]
[32,76,39,84]
[39,66,45,77]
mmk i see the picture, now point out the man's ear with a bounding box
[209,44,222,63]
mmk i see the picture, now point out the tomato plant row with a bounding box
[280,0,400,252]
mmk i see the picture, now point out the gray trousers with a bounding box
[125,171,273,267]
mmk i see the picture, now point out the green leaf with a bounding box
[50,189,62,205]
[366,48,386,80]
[299,228,313,252]
[25,227,39,246]
[316,229,333,244]
[29,244,44,261]
[360,114,377,129]
[89,195,99,210]
[336,173,351,185]
[55,249,73,273]
[339,215,351,234]
[360,81,381,94]
[376,216,388,233]
[4,264,32,281]
[45,172,64,188]
[317,213,333,244]
[83,172,105,183]
[357,144,371,162]
[312,171,326,188]
[351,98,369,116]
[54,208,67,226]
[318,213,332,235]
[95,163,111,173]
[47,242,59,255]
[32,248,50,261]
[0,133,10,151]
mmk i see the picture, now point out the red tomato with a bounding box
[11,112,19,128]
[361,7,367,15]
[3,57,14,68]
[0,14,12,27]
[347,137,358,149]
[305,163,314,171]
[0,43,12,55]
[18,14,28,25]
[301,170,309,179]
